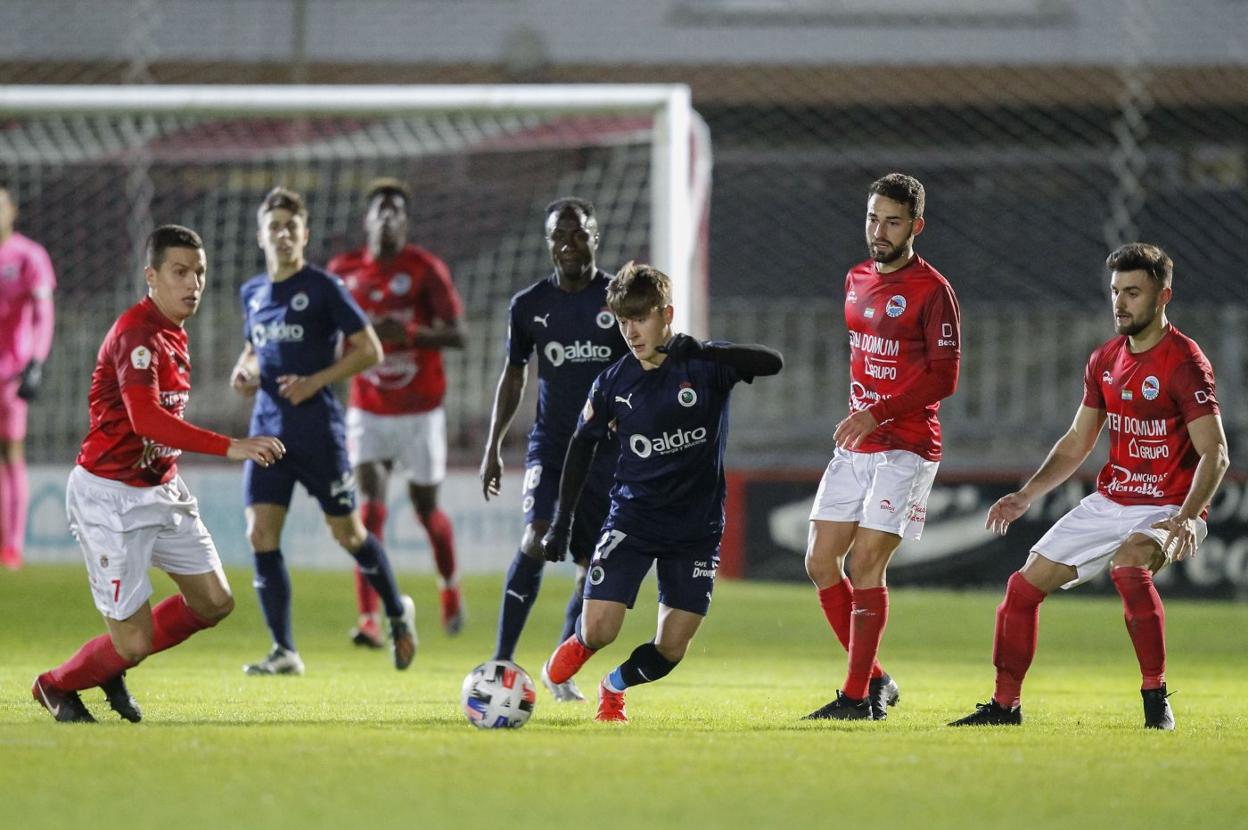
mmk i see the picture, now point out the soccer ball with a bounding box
[461,660,537,729]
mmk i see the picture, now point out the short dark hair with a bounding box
[146,224,204,269]
[868,173,925,219]
[1106,242,1173,287]
[257,186,308,224]
[545,197,596,221]
[607,261,672,319]
[365,177,411,207]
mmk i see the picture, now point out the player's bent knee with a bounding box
[581,621,619,651]
[111,635,152,665]
[654,640,688,663]
[196,593,234,624]
[247,528,280,552]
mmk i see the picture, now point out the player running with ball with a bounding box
[540,262,783,722]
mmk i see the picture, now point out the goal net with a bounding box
[0,85,712,463]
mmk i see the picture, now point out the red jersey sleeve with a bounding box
[1170,357,1219,423]
[110,325,163,391]
[1082,349,1106,410]
[404,255,463,346]
[120,385,231,456]
[921,280,961,361]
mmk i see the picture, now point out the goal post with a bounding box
[0,83,710,333]
[0,84,712,462]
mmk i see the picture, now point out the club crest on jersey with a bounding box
[596,309,616,329]
[1141,375,1160,401]
[677,384,698,408]
[589,565,606,585]
[886,295,907,318]
[290,292,309,311]
[130,345,152,370]
[389,273,412,295]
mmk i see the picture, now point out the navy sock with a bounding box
[607,642,680,692]
[559,571,586,644]
[350,533,404,618]
[493,551,544,661]
[253,549,294,651]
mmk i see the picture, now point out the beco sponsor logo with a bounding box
[251,321,305,347]
[629,427,708,458]
[544,340,613,367]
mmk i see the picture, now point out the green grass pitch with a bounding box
[2,565,1246,829]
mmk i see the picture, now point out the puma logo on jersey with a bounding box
[614,393,634,409]
[534,313,550,327]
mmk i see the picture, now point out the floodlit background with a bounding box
[2,0,1246,588]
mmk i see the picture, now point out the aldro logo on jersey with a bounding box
[251,321,305,347]
[543,340,613,368]
[629,426,708,459]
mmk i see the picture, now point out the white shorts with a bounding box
[808,447,939,540]
[1033,491,1207,590]
[65,466,221,621]
[345,406,447,486]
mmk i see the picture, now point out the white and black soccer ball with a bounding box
[461,660,537,729]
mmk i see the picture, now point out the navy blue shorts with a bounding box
[522,447,614,565]
[243,435,356,516]
[583,524,721,616]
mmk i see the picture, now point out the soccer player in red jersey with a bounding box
[328,179,466,646]
[950,243,1228,730]
[0,183,56,570]
[804,173,961,720]
[31,225,284,723]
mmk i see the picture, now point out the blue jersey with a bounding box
[576,345,746,546]
[506,269,629,459]
[240,264,368,436]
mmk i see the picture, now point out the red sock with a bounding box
[46,633,133,692]
[420,508,457,584]
[1111,566,1166,689]
[546,634,597,684]
[356,501,386,616]
[992,571,1047,708]
[817,579,885,680]
[150,594,216,654]
[843,586,889,699]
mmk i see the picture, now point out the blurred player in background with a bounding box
[0,183,55,570]
[950,243,1228,730]
[230,187,416,676]
[541,262,783,722]
[804,173,961,720]
[480,197,627,702]
[329,179,466,647]
[33,225,284,723]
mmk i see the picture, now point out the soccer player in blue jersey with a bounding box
[480,197,629,702]
[229,187,417,676]
[540,262,783,722]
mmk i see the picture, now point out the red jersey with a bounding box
[77,298,228,486]
[1083,324,1219,508]
[844,255,961,461]
[329,244,463,415]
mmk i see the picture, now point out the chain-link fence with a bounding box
[2,1,1245,469]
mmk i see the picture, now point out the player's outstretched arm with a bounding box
[230,342,260,397]
[277,326,382,406]
[658,334,784,378]
[480,364,527,500]
[226,435,286,467]
[541,429,599,562]
[986,404,1106,535]
[120,384,248,459]
[1151,413,1230,561]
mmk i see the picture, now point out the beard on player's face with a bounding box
[1115,307,1157,336]
[867,232,913,264]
